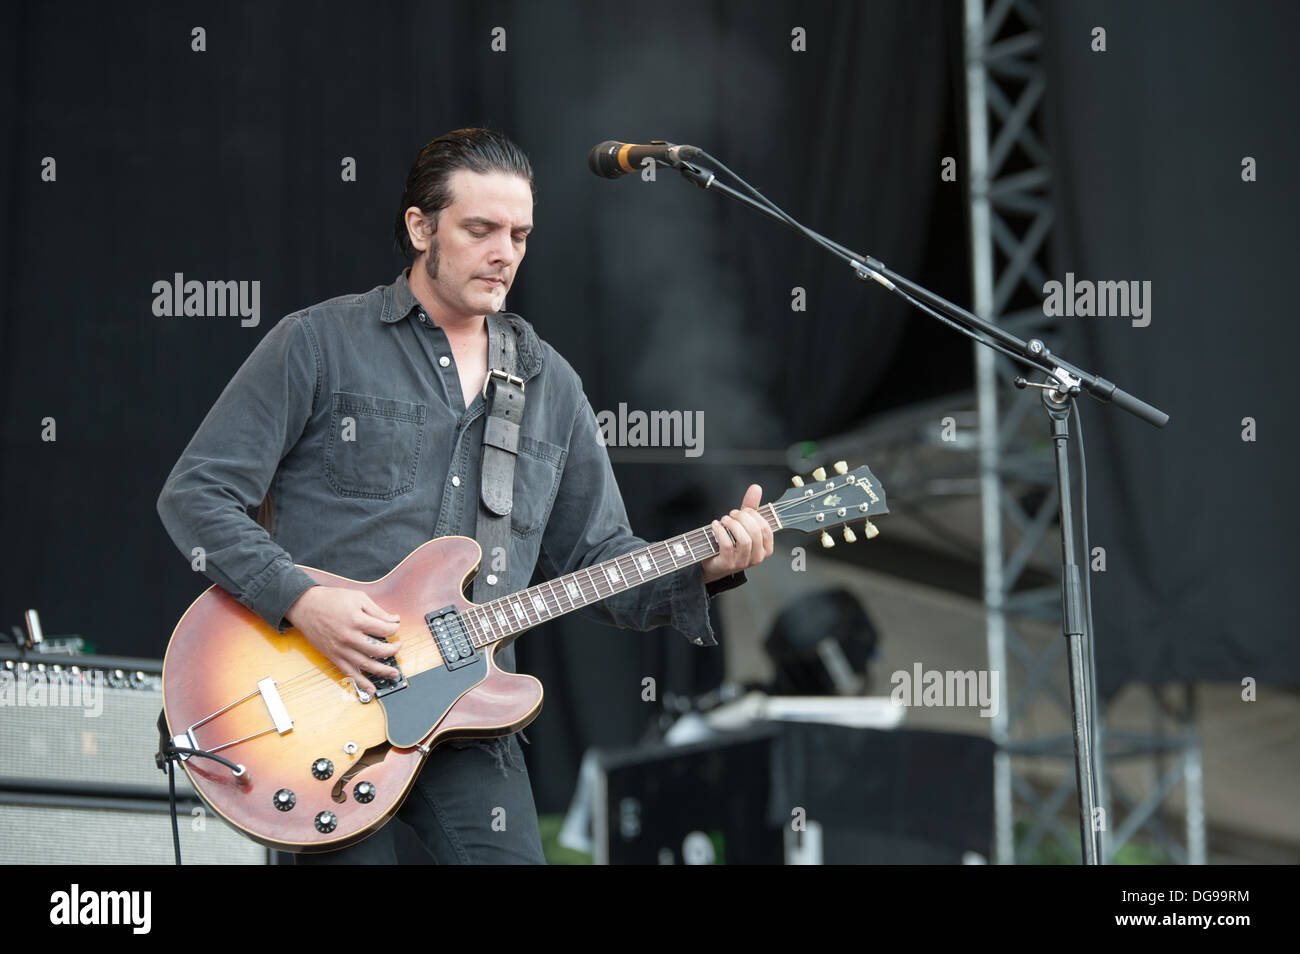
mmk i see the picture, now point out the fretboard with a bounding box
[459,503,780,646]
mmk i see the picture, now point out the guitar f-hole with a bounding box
[330,743,391,803]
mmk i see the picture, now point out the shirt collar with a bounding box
[381,268,543,380]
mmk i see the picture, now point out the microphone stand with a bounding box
[667,156,1169,865]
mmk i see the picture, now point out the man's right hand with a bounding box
[285,586,402,697]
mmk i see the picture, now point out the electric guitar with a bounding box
[160,461,888,852]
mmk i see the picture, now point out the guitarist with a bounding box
[156,127,774,864]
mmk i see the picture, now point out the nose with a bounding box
[488,231,516,268]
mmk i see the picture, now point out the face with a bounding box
[407,169,533,320]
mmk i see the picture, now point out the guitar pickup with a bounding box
[369,651,407,698]
[426,605,478,671]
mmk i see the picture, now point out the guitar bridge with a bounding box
[426,605,479,671]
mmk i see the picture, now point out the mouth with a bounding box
[478,277,506,288]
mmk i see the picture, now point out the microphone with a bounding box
[587,140,702,178]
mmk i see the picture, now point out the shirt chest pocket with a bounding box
[324,391,427,499]
[509,435,566,538]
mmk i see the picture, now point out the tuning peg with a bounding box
[833,460,848,475]
[820,531,834,548]
[812,466,827,481]
[843,526,857,543]
[864,520,879,539]
[791,474,805,487]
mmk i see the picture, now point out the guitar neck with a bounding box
[461,503,782,647]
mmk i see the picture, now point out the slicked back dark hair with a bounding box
[394,128,535,262]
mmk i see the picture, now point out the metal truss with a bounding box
[962,0,1205,864]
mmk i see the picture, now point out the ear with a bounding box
[404,207,435,253]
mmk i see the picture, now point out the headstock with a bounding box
[773,460,888,547]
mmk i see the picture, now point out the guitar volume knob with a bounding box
[312,758,334,780]
[314,811,337,833]
[354,781,376,803]
[273,789,296,812]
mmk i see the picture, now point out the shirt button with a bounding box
[439,356,450,367]
[451,475,461,487]
[486,574,498,586]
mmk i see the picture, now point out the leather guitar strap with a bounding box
[472,312,525,669]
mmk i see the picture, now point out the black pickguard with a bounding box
[380,654,489,748]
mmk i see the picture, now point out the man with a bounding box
[156,128,772,864]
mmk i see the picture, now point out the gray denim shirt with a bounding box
[156,269,741,673]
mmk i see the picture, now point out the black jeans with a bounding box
[293,734,546,865]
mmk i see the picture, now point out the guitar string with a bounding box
[232,489,881,721]
[264,492,878,713]
[266,493,876,715]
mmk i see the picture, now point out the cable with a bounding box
[1074,399,1104,855]
[167,758,181,866]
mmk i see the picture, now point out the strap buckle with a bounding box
[482,368,526,400]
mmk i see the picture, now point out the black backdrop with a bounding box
[1041,0,1300,698]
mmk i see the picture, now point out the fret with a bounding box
[548,579,570,612]
[516,591,534,624]
[474,606,496,644]
[474,608,492,646]
[475,607,493,643]
[486,605,504,642]
[446,520,756,657]
[622,552,643,586]
[462,608,481,647]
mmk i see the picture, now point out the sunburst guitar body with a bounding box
[160,462,887,852]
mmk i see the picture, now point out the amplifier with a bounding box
[0,799,269,865]
[595,728,785,865]
[0,649,268,864]
[594,723,994,864]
